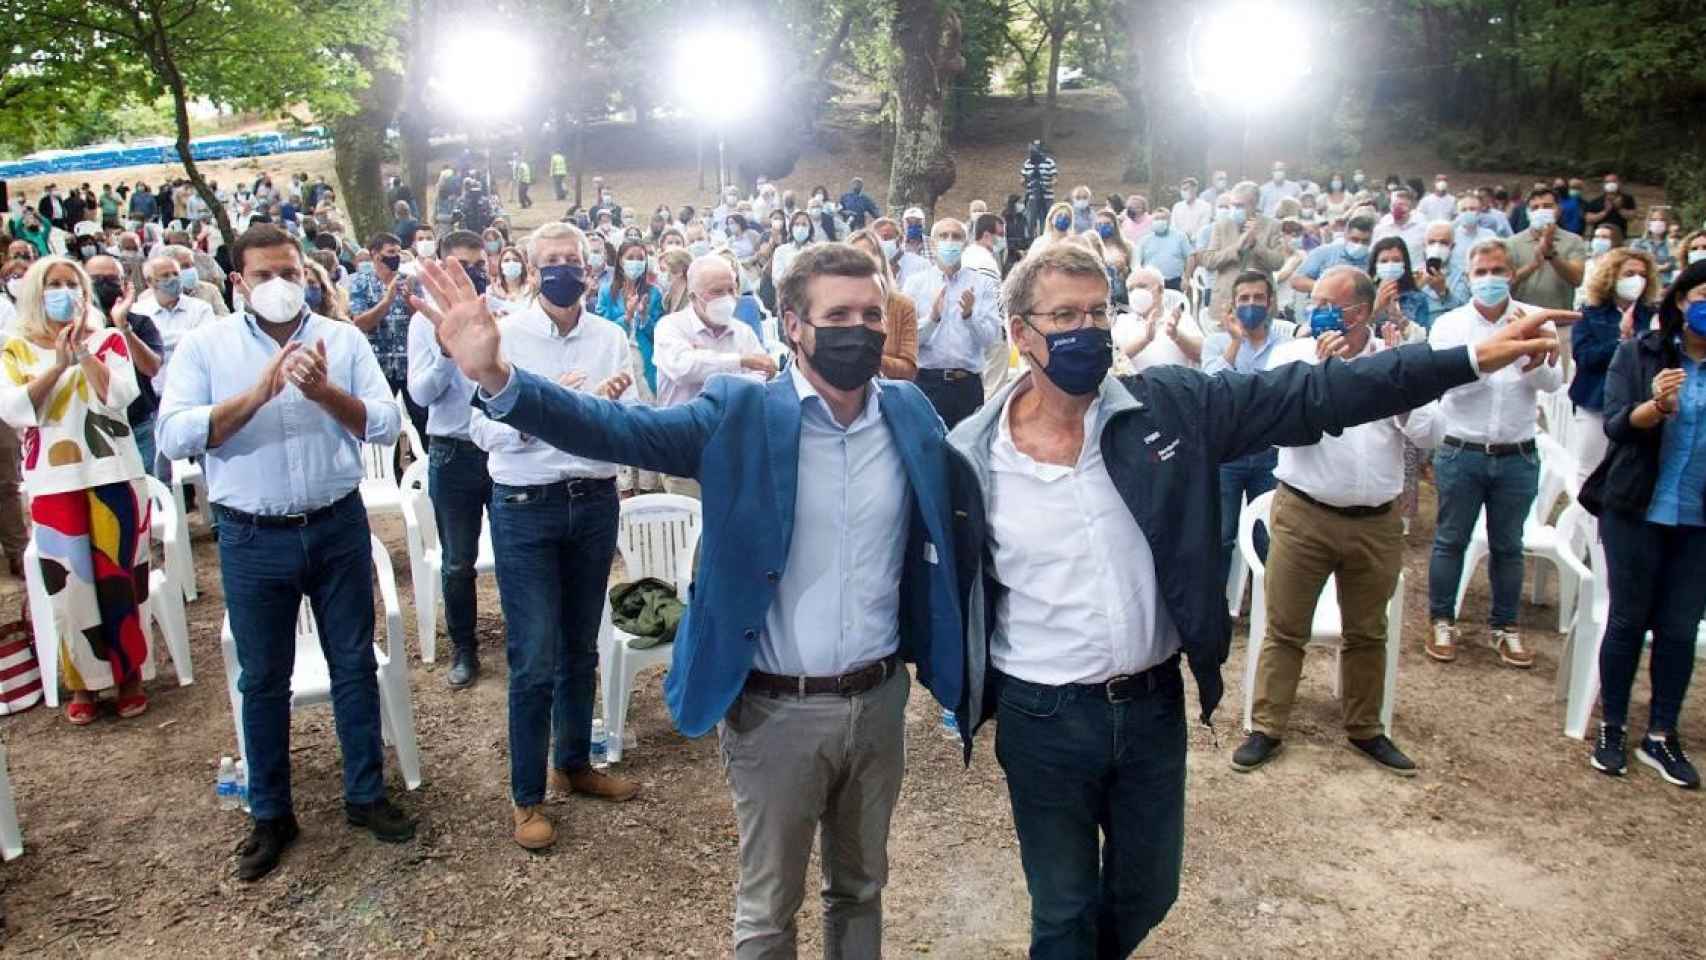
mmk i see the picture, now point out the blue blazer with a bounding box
[477,367,966,738]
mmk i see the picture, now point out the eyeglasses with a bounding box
[1023,306,1112,331]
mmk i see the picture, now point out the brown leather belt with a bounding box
[745,653,902,698]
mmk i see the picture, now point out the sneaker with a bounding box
[1636,732,1701,789]
[446,645,479,689]
[345,797,417,842]
[550,766,640,802]
[1489,628,1535,668]
[1348,735,1418,777]
[1425,620,1458,663]
[1230,732,1283,772]
[512,805,556,850]
[1590,723,1627,777]
[236,815,300,882]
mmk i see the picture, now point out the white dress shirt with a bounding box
[903,265,1003,373]
[1418,191,1458,223]
[468,303,631,485]
[961,241,1001,281]
[894,251,931,291]
[1171,196,1213,241]
[406,312,477,440]
[1374,214,1428,266]
[133,291,215,392]
[988,378,1180,685]
[758,365,910,677]
[1425,297,1559,445]
[651,306,767,409]
[1271,337,1434,507]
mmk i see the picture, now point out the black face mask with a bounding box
[463,260,489,295]
[91,276,124,313]
[804,321,885,391]
[380,254,401,272]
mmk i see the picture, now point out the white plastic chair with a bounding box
[600,493,702,764]
[398,461,496,663]
[0,743,22,861]
[169,456,211,538]
[1236,491,1403,737]
[1558,528,1604,739]
[23,491,194,709]
[146,475,197,605]
[217,535,423,790]
[1452,436,1585,631]
[395,390,426,468]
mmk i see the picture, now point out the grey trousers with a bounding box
[718,668,909,960]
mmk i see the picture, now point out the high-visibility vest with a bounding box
[517,161,532,183]
[550,154,567,176]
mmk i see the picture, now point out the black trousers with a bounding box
[916,370,984,430]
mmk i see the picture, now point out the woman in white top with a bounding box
[487,244,535,319]
[0,256,153,724]
[770,210,817,291]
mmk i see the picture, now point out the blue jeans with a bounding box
[131,414,158,480]
[1218,447,1277,585]
[994,661,1187,959]
[1597,509,1706,732]
[490,478,619,806]
[427,438,491,654]
[1428,444,1539,626]
[216,493,383,821]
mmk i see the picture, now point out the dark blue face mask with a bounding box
[1028,323,1112,396]
[1687,300,1706,337]
[1096,223,1116,240]
[538,263,587,308]
[1053,214,1072,231]
[1236,303,1270,331]
[1309,303,1345,336]
[906,223,924,241]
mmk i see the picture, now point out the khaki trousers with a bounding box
[1251,484,1403,740]
[0,423,29,562]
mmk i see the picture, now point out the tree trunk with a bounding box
[1120,0,1203,208]
[1041,25,1063,147]
[330,48,401,241]
[887,0,965,221]
[398,0,434,218]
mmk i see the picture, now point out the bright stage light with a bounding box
[1187,3,1312,109]
[673,28,763,124]
[433,27,537,116]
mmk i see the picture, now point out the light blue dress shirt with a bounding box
[1647,351,1706,528]
[1299,241,1370,281]
[406,312,477,440]
[903,265,1003,373]
[1138,228,1193,281]
[757,365,910,677]
[1200,326,1292,376]
[157,310,401,515]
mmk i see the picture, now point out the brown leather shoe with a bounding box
[550,767,640,803]
[1425,620,1458,663]
[1490,628,1535,668]
[512,805,556,850]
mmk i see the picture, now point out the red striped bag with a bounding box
[0,616,42,716]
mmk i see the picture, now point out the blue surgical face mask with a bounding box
[1235,304,1269,331]
[1456,212,1477,231]
[792,225,811,244]
[179,266,198,289]
[1471,273,1510,308]
[1096,223,1116,240]
[1030,324,1112,396]
[1685,300,1706,337]
[1375,261,1406,283]
[1344,241,1369,260]
[622,259,646,280]
[1230,207,1248,227]
[1590,237,1612,255]
[304,283,325,311]
[1152,220,1170,236]
[44,287,79,323]
[1308,302,1345,336]
[936,241,964,268]
[156,275,182,298]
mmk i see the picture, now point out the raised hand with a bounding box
[1381,321,1404,350]
[557,370,589,390]
[1473,307,1569,373]
[595,371,633,399]
[1619,302,1637,340]
[53,323,78,370]
[287,338,334,402]
[1315,331,1352,361]
[413,257,509,394]
[1653,368,1686,409]
[931,284,948,322]
[110,279,136,329]
[959,288,976,318]
[255,341,304,401]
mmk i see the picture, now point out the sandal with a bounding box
[65,699,98,725]
[116,691,148,719]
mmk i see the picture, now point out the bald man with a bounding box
[901,217,1003,427]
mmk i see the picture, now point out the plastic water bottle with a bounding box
[590,719,610,770]
[940,707,960,740]
[235,759,250,813]
[216,756,239,811]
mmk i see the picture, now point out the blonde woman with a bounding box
[1570,246,1660,486]
[1028,201,1076,259]
[848,228,919,379]
[658,248,692,315]
[306,253,349,321]
[0,256,152,724]
[487,244,535,318]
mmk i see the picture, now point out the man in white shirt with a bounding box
[1170,176,1213,241]
[653,255,776,495]
[1258,162,1301,217]
[1422,238,1574,668]
[135,253,216,394]
[963,213,1012,400]
[874,217,930,290]
[1418,174,1458,223]
[1374,187,1427,266]
[1233,266,1433,776]
[466,221,642,851]
[902,217,1003,427]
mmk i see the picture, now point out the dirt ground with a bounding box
[2,92,1700,958]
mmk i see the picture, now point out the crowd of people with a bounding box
[0,150,1702,959]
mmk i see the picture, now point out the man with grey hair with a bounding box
[163,244,231,315]
[652,253,776,495]
[1233,265,1440,777]
[134,251,215,398]
[466,219,643,849]
[902,216,1003,427]
[945,242,1560,956]
[1201,180,1288,310]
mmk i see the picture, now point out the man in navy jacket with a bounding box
[946,249,1562,959]
[414,245,963,960]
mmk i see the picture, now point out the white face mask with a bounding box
[700,294,737,327]
[1603,181,1619,194]
[415,239,437,258]
[1691,250,1706,266]
[1614,275,1647,301]
[1528,209,1556,229]
[248,277,306,324]
[1425,242,1451,263]
[1648,220,1666,236]
[1129,287,1155,316]
[4,278,22,300]
[501,260,524,281]
[1375,261,1406,282]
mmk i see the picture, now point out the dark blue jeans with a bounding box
[994,660,1187,959]
[1428,444,1540,626]
[1218,446,1277,586]
[1597,509,1706,732]
[490,478,619,806]
[427,438,491,655]
[216,493,383,821]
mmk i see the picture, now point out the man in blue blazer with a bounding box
[414,245,964,959]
